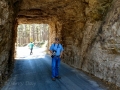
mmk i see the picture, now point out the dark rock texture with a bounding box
[0,0,20,87]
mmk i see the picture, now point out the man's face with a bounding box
[55,39,59,44]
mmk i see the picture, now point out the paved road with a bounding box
[2,47,107,90]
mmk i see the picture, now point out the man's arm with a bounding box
[49,50,53,54]
[49,44,53,54]
[60,51,63,58]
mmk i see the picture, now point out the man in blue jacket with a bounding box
[49,37,64,81]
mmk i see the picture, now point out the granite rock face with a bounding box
[1,0,120,88]
[83,0,120,87]
[0,0,19,87]
[0,0,12,85]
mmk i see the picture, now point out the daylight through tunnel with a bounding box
[1,0,120,89]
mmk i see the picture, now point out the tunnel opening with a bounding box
[16,24,49,47]
[15,24,49,59]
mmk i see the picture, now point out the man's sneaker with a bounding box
[52,78,56,81]
[55,76,61,79]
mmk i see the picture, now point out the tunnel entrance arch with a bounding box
[14,15,63,59]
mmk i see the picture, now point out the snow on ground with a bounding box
[15,46,47,59]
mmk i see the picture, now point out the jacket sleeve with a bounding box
[50,44,53,51]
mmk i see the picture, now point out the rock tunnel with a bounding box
[1,0,120,88]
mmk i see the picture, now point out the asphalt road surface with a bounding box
[2,47,107,90]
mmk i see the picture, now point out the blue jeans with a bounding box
[52,56,61,78]
[30,48,33,55]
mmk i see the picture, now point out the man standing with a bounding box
[28,42,34,55]
[49,37,64,81]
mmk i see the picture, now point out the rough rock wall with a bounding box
[0,0,20,87]
[62,0,112,68]
[82,0,120,87]
[61,0,85,68]
[62,0,120,88]
[61,0,120,88]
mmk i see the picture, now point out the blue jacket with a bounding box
[29,43,34,49]
[50,43,63,56]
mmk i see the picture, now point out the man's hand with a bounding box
[49,50,53,55]
[60,55,62,58]
[60,51,63,58]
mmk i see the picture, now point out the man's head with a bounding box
[55,37,59,43]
